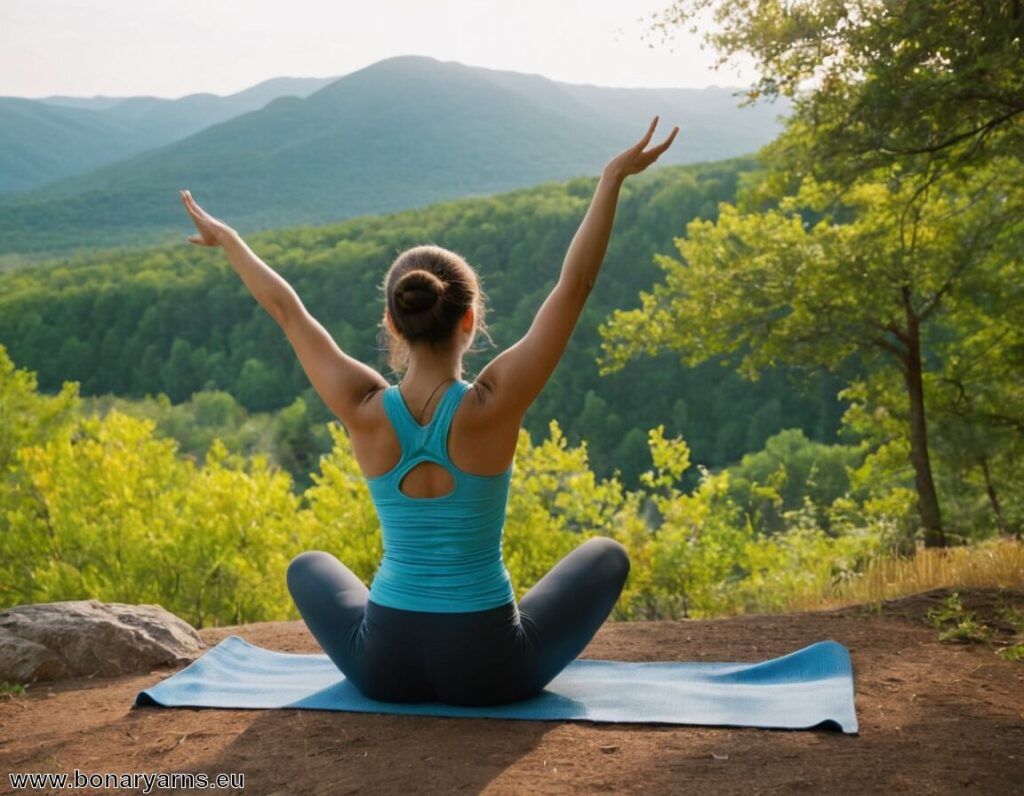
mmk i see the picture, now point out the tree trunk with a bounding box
[902,298,945,547]
[979,455,1009,537]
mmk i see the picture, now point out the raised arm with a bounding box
[179,190,387,428]
[180,190,291,320]
[474,116,679,419]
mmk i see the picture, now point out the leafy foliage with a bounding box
[617,0,1024,546]
[927,592,995,644]
[925,590,1024,661]
[0,346,908,627]
[649,0,1024,182]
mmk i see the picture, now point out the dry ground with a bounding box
[2,588,1022,795]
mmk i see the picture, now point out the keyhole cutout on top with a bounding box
[398,461,456,499]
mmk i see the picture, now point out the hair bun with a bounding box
[395,269,446,312]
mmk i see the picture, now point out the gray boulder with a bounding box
[0,599,206,684]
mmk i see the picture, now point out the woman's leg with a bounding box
[513,536,630,698]
[286,550,432,702]
[286,550,370,689]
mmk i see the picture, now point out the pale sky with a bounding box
[1,0,756,99]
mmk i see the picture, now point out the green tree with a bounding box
[0,343,80,477]
[163,337,199,403]
[727,427,865,535]
[648,0,1024,183]
[599,164,1022,546]
[636,0,1024,545]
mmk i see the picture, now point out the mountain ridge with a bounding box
[0,76,339,194]
[0,55,788,258]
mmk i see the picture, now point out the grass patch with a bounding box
[782,538,1024,613]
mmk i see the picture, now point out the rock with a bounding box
[0,627,65,682]
[0,600,206,684]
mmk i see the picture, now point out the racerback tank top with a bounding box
[365,378,517,612]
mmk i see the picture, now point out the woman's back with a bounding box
[363,379,517,613]
[355,377,521,495]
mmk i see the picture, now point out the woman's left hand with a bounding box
[180,189,234,247]
[603,116,679,182]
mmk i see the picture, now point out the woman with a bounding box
[180,116,679,706]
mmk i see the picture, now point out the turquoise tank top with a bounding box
[365,378,517,613]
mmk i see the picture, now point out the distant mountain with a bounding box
[0,76,338,194]
[0,56,788,257]
[33,96,129,111]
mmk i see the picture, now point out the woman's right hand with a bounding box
[180,189,234,247]
[604,116,679,181]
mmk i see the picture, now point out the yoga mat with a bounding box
[134,635,858,734]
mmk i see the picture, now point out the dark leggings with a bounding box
[286,536,630,706]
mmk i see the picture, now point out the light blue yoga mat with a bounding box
[134,635,858,734]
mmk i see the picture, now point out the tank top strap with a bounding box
[424,380,470,461]
[381,385,423,444]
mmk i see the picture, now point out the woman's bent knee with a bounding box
[586,537,631,578]
[288,549,325,574]
[286,550,331,594]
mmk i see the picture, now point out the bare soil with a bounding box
[2,587,1022,795]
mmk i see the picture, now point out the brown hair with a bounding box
[377,244,493,375]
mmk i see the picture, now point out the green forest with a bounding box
[1,0,1021,632]
[0,157,851,491]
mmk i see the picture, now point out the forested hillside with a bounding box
[0,156,849,488]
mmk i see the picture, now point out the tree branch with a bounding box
[877,105,1024,156]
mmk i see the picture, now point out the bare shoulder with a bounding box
[460,377,497,426]
[461,376,522,433]
[349,382,390,432]
[451,378,520,476]
[340,384,389,480]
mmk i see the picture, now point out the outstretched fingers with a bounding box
[633,118,679,162]
[182,191,213,224]
[181,189,201,213]
[180,190,212,246]
[633,115,659,152]
[649,126,679,155]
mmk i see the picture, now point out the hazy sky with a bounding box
[1,0,756,99]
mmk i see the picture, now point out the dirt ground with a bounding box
[2,587,1022,795]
